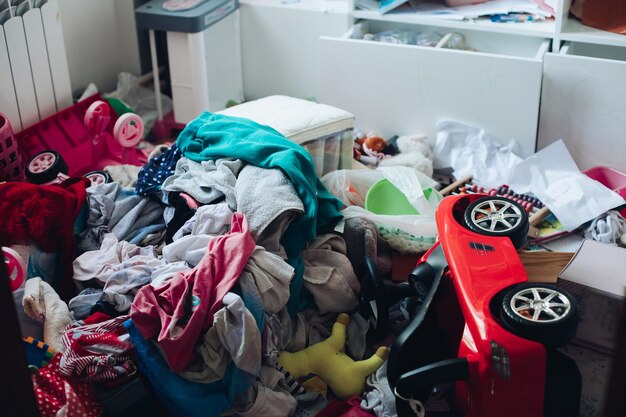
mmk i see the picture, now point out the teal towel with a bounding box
[176,112,343,313]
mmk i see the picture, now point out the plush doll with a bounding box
[362,136,388,153]
[278,313,389,400]
[354,135,390,166]
[23,277,73,353]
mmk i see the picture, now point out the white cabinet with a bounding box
[321,21,549,157]
[317,0,626,163]
[539,42,626,172]
[239,0,351,101]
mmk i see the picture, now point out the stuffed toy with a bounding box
[23,277,73,353]
[379,133,434,177]
[354,135,390,166]
[278,313,389,400]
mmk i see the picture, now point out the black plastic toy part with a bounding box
[24,150,68,184]
[387,245,449,391]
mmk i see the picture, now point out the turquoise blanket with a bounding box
[176,112,343,312]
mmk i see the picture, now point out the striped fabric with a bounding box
[274,363,306,395]
[59,314,136,382]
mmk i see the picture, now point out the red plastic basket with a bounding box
[0,111,24,181]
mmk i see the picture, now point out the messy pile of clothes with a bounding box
[4,113,404,417]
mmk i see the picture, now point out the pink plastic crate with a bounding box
[14,94,148,177]
[0,112,24,181]
[584,166,626,198]
[584,166,626,217]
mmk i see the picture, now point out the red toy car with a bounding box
[385,194,580,417]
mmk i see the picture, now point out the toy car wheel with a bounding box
[25,150,69,184]
[463,196,529,249]
[500,283,578,348]
[83,170,111,187]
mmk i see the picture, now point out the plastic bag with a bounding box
[323,167,441,253]
[321,169,383,208]
[321,166,441,216]
[362,30,443,47]
[109,72,173,138]
[338,206,438,254]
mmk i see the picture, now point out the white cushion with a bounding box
[218,95,354,144]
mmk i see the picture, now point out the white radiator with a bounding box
[0,0,71,132]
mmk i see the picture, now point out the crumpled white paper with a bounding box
[433,121,625,231]
[507,140,625,231]
[434,121,523,188]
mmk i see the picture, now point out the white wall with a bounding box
[58,0,141,95]
[240,0,351,101]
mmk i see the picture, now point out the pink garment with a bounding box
[130,212,255,372]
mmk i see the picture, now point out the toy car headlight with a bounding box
[490,340,511,380]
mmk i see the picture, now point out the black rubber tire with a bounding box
[24,150,68,184]
[83,170,111,187]
[500,283,578,348]
[463,196,529,249]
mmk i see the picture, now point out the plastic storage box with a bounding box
[219,95,354,176]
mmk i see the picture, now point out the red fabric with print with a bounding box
[32,354,103,417]
[0,178,89,300]
[130,212,255,372]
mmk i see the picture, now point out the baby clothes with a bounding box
[360,361,397,417]
[84,182,166,247]
[136,144,182,196]
[162,234,215,267]
[172,202,232,241]
[60,313,136,383]
[32,353,103,417]
[302,234,360,314]
[130,212,255,372]
[73,233,156,286]
[180,292,261,384]
[244,246,295,314]
[73,233,163,313]
[232,365,298,417]
[125,319,253,417]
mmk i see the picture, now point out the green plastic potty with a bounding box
[365,178,432,215]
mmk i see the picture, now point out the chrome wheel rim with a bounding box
[470,199,522,233]
[510,287,571,323]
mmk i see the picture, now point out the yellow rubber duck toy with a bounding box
[278,313,390,399]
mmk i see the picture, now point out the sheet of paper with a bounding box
[433,120,523,188]
[559,239,626,297]
[507,140,625,231]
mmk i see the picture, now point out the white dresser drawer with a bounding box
[539,42,626,173]
[320,21,550,157]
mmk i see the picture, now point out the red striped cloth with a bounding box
[59,313,136,382]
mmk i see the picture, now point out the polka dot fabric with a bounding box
[135,144,182,196]
[32,354,103,417]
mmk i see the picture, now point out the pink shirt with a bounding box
[130,212,255,372]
